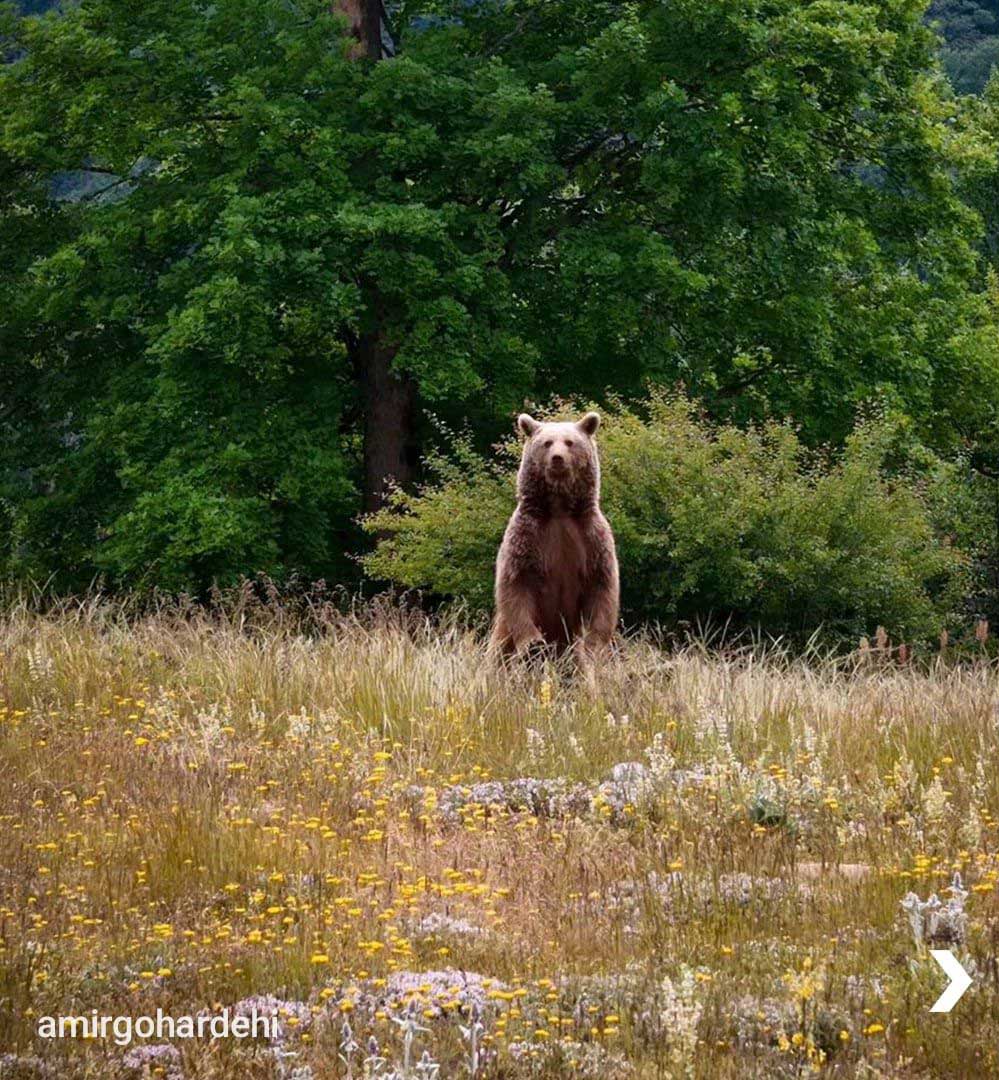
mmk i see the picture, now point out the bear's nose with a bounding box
[550,452,565,466]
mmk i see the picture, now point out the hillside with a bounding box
[12,1,999,94]
[929,1,999,91]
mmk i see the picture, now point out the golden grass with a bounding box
[1,596,998,1077]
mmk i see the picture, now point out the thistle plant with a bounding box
[363,1036,388,1078]
[340,1018,360,1077]
[414,1050,441,1078]
[901,873,969,948]
[393,1002,430,1077]
[460,1001,485,1076]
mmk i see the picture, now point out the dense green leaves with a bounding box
[0,0,543,589]
[2,0,999,607]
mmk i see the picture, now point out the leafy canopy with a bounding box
[1,0,997,595]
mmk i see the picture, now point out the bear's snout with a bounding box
[545,450,571,479]
[541,434,579,477]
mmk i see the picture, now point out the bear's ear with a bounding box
[576,412,600,437]
[518,413,540,437]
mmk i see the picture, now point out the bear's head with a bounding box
[515,412,602,512]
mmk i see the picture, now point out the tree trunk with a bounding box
[360,332,418,514]
[336,1,414,513]
[361,0,382,59]
[334,0,384,59]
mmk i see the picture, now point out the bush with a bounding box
[362,395,972,643]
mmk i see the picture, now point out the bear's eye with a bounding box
[544,439,554,448]
[564,439,574,448]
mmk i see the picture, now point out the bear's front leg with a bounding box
[490,508,546,660]
[488,577,545,659]
[577,522,620,675]
[577,582,617,670]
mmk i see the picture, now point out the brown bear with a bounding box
[489,412,619,664]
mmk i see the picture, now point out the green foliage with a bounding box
[2,0,998,603]
[0,0,539,591]
[365,428,515,610]
[364,396,972,642]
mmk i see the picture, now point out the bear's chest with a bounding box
[536,517,589,639]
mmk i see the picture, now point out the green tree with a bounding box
[2,0,997,593]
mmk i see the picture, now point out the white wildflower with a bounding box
[922,775,949,825]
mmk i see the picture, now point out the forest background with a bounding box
[6,0,999,645]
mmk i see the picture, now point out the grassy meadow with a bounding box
[1,595,998,1078]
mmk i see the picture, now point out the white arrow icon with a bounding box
[929,950,972,1013]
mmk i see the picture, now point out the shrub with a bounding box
[362,395,971,643]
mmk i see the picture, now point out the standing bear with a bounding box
[489,412,619,663]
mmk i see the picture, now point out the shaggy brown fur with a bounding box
[489,412,619,665]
